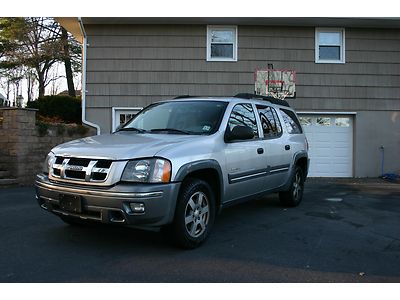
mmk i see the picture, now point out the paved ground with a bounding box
[0,179,400,282]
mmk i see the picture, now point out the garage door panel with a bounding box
[299,114,353,177]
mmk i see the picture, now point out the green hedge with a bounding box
[27,95,82,124]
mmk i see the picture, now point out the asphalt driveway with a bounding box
[0,178,399,282]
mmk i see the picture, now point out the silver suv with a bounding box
[35,94,309,248]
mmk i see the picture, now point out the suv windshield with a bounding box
[120,101,228,135]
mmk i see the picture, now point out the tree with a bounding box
[0,17,64,98]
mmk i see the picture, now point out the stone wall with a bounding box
[0,108,96,186]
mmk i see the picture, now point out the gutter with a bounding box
[78,17,101,135]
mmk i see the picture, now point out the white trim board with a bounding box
[297,111,357,115]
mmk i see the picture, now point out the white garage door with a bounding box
[298,114,353,177]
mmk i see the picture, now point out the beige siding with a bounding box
[84,24,400,134]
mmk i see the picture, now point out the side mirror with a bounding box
[225,125,254,142]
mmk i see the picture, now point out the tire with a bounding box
[171,178,216,249]
[279,166,304,207]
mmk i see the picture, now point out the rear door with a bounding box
[256,105,292,189]
[224,103,267,202]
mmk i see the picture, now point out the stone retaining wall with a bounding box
[0,108,96,186]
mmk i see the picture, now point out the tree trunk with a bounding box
[27,72,32,101]
[38,71,45,98]
[6,80,10,100]
[61,27,75,97]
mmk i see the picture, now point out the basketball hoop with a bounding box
[255,69,296,100]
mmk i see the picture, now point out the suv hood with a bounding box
[51,132,204,160]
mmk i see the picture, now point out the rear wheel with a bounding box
[279,166,304,207]
[172,178,215,249]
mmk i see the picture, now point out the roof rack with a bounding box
[173,95,197,99]
[233,93,290,107]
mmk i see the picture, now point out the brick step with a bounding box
[0,178,18,187]
[0,170,11,178]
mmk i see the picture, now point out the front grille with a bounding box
[51,157,113,183]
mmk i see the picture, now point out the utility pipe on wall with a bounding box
[78,17,101,135]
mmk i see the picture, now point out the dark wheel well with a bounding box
[181,168,221,212]
[296,157,308,178]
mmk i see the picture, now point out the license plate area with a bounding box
[59,194,82,213]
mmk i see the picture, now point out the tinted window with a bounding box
[280,109,302,134]
[256,105,282,138]
[228,104,258,138]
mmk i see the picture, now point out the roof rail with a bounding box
[173,95,196,99]
[233,93,290,107]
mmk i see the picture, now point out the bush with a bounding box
[27,95,81,124]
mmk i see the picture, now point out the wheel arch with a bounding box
[282,151,309,191]
[174,160,223,212]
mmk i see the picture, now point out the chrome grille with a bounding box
[51,157,113,182]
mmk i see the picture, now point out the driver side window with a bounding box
[227,103,259,138]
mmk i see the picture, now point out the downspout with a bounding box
[78,17,101,135]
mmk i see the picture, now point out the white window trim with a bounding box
[206,25,238,62]
[315,27,345,64]
[297,111,356,115]
[111,106,142,132]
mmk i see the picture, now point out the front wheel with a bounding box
[279,166,304,207]
[171,178,215,249]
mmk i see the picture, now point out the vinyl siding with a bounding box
[84,24,400,134]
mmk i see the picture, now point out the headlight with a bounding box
[121,158,171,183]
[43,152,56,174]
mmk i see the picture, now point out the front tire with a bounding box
[172,178,215,249]
[279,166,304,207]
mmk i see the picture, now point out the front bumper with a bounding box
[35,174,181,227]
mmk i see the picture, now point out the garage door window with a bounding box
[335,117,350,127]
[299,116,312,126]
[316,117,331,126]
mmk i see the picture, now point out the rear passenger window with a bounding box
[228,103,259,138]
[256,105,282,138]
[280,109,302,134]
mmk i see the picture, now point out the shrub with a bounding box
[27,95,81,124]
[36,121,49,136]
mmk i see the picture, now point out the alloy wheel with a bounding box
[184,191,210,238]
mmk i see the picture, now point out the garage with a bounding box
[298,114,354,177]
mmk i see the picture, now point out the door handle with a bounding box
[285,145,291,151]
[257,148,264,154]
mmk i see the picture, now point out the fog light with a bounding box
[130,202,145,213]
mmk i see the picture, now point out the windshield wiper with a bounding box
[117,127,148,133]
[150,128,193,135]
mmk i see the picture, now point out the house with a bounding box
[57,17,400,178]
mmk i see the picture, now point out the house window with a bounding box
[315,28,345,63]
[207,25,237,61]
[112,107,142,132]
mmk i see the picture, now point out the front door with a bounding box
[224,103,267,202]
